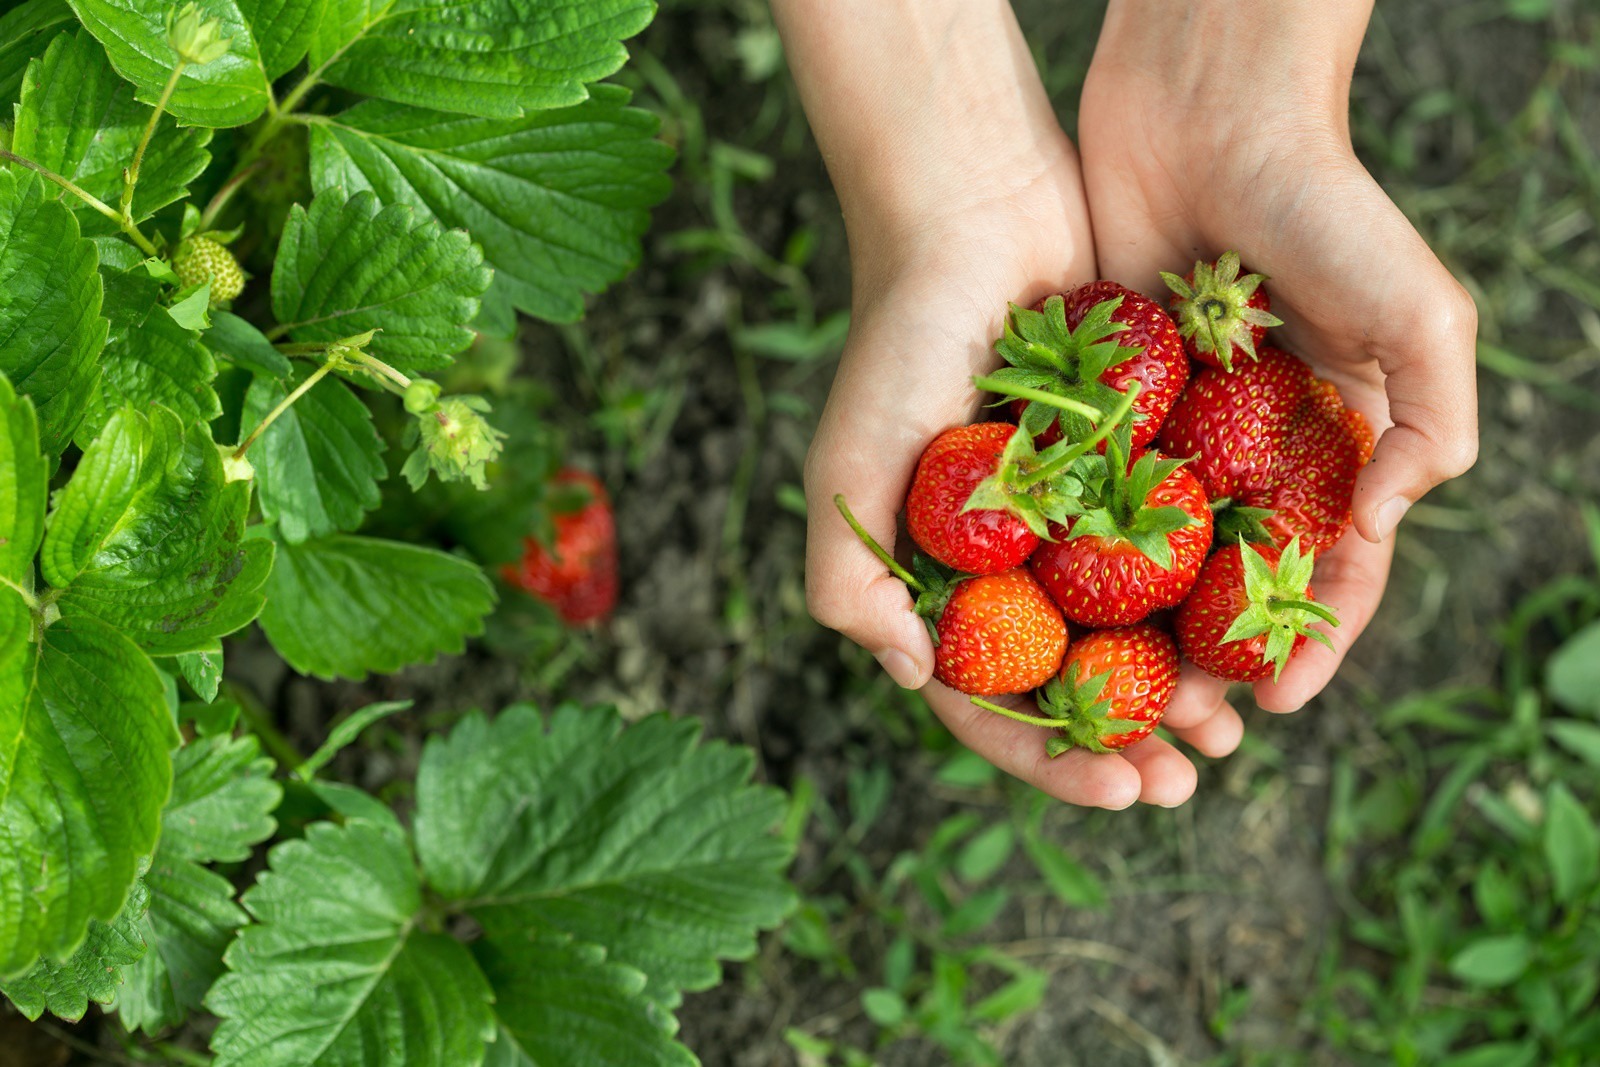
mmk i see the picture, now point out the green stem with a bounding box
[972,375,1105,421]
[225,684,306,770]
[0,574,38,611]
[0,150,160,256]
[833,494,922,592]
[197,156,265,231]
[343,347,413,390]
[123,61,185,221]
[233,357,340,459]
[1269,597,1341,628]
[1018,381,1140,488]
[970,696,1062,729]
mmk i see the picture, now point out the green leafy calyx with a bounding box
[989,295,1146,441]
[1066,423,1199,570]
[1220,537,1339,680]
[166,4,232,66]
[402,394,508,492]
[1035,663,1150,757]
[1159,252,1282,371]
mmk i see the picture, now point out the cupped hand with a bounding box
[797,36,1241,809]
[1077,0,1478,718]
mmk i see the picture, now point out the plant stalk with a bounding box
[972,375,1104,421]
[970,696,1062,729]
[1018,382,1141,488]
[834,494,923,592]
[122,62,185,222]
[233,357,340,459]
[0,150,159,256]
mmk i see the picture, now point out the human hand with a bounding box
[777,0,1243,809]
[1077,0,1478,719]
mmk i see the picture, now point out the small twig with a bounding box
[123,62,186,222]
[0,150,159,256]
[233,357,340,459]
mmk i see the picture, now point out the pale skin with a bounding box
[775,0,1479,809]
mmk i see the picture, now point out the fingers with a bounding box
[931,688,1143,809]
[1118,735,1198,807]
[1162,663,1245,758]
[1254,530,1395,713]
[1351,267,1479,541]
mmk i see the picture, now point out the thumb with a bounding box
[805,441,935,690]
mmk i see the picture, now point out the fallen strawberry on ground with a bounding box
[835,495,1067,695]
[502,468,619,624]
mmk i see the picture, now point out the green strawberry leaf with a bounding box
[173,645,224,703]
[256,532,495,680]
[67,0,297,127]
[414,705,797,1007]
[0,168,107,455]
[206,819,495,1067]
[475,933,695,1067]
[44,406,274,655]
[13,30,212,230]
[119,733,281,1034]
[308,85,674,323]
[0,376,46,587]
[0,613,176,979]
[207,311,293,378]
[307,0,655,118]
[242,365,386,543]
[0,0,73,103]
[1,878,149,1021]
[79,264,222,442]
[272,189,492,374]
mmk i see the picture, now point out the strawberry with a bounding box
[1161,252,1282,371]
[1158,346,1374,554]
[990,284,1188,449]
[1176,537,1336,682]
[836,496,1067,695]
[906,417,1125,576]
[502,469,618,624]
[173,235,246,306]
[1028,424,1212,628]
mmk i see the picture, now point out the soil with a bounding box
[27,0,1600,1063]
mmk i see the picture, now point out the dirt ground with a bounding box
[26,0,1600,1063]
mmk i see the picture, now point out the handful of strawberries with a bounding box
[837,253,1374,756]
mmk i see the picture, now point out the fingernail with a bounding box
[1374,497,1410,541]
[875,649,920,689]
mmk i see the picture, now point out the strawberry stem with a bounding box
[1016,381,1141,488]
[970,696,1063,729]
[834,494,923,593]
[1268,597,1340,628]
[971,376,1104,421]
[233,356,340,460]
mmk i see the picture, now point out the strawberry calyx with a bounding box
[1209,497,1277,546]
[1066,422,1200,569]
[959,382,1141,540]
[989,295,1147,441]
[1222,536,1338,680]
[1160,252,1282,372]
[1036,663,1152,756]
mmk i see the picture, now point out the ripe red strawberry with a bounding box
[1176,537,1336,682]
[906,420,1108,575]
[1161,252,1282,371]
[1039,623,1180,754]
[502,469,618,624]
[1158,346,1374,554]
[1029,425,1213,628]
[992,284,1188,449]
[835,496,1067,694]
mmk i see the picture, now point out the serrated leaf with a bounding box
[475,934,695,1067]
[67,0,279,127]
[207,311,292,378]
[0,0,73,103]
[2,878,149,1021]
[206,819,496,1067]
[272,189,491,373]
[242,366,386,543]
[13,30,212,230]
[80,264,221,441]
[0,614,176,978]
[0,376,46,586]
[414,705,796,1006]
[308,85,673,323]
[43,406,273,655]
[0,168,107,454]
[307,0,655,118]
[118,734,281,1034]
[256,532,495,680]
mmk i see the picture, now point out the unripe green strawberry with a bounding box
[173,236,245,305]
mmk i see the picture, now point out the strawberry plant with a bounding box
[0,0,796,1059]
